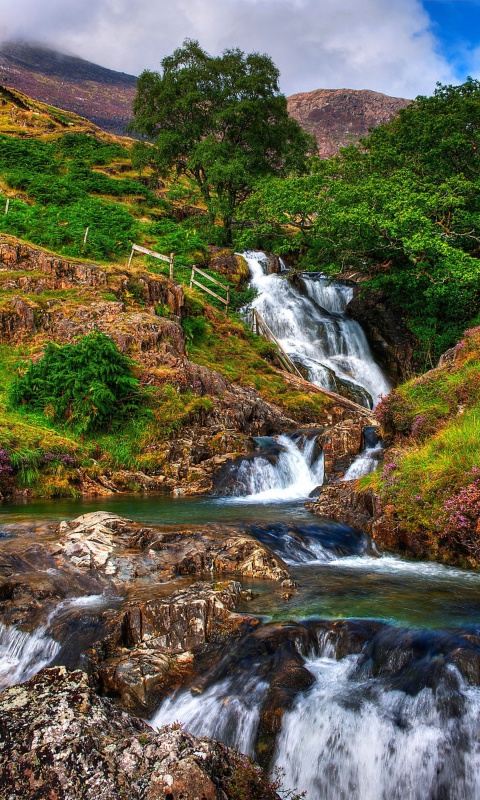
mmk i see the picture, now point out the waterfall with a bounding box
[274,655,480,800]
[343,444,383,479]
[152,635,480,800]
[0,622,60,691]
[244,251,391,407]
[220,434,324,502]
[151,675,269,757]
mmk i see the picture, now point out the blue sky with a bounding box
[424,0,480,76]
[2,0,480,98]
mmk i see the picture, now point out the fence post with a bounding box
[226,287,230,316]
[190,267,194,289]
[4,199,9,215]
[83,226,89,247]
[127,246,134,267]
[170,252,174,281]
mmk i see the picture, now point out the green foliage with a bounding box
[0,133,141,259]
[9,332,140,433]
[182,314,207,344]
[0,196,137,259]
[240,80,480,365]
[132,39,315,244]
[364,326,480,566]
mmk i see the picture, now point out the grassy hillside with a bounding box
[363,327,480,566]
[0,87,335,498]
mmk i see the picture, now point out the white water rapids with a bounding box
[244,251,391,407]
[226,434,324,502]
[151,625,480,800]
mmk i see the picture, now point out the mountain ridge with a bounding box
[0,41,411,148]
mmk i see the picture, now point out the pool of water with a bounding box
[0,492,314,526]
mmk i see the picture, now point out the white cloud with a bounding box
[0,0,461,97]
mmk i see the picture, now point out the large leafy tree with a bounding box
[132,40,315,243]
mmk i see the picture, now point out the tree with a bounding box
[132,39,315,244]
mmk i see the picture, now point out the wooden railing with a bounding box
[250,308,304,379]
[190,266,230,313]
[128,244,174,280]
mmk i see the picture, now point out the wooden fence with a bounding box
[128,244,174,280]
[190,266,230,313]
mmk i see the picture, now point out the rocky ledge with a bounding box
[0,512,294,715]
[0,666,279,799]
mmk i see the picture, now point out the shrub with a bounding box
[9,332,140,433]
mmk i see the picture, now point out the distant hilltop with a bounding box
[0,41,411,150]
[0,41,137,135]
[287,88,411,157]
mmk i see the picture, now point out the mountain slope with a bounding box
[0,41,136,134]
[287,88,411,157]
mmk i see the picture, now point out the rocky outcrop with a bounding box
[87,581,258,715]
[208,247,250,288]
[318,419,364,479]
[0,666,273,799]
[346,287,416,382]
[51,512,291,586]
[307,481,377,531]
[287,88,410,158]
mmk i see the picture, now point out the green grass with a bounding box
[362,327,480,565]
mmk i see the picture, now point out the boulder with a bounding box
[0,666,277,799]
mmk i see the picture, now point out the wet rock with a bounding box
[346,287,416,382]
[307,483,377,532]
[249,520,376,562]
[318,419,364,479]
[87,581,258,715]
[0,666,268,800]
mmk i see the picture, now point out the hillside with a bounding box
[287,88,411,157]
[0,41,136,134]
[0,86,361,500]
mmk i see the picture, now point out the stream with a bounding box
[1,255,479,799]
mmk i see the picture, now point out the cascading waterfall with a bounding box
[151,627,480,800]
[343,444,383,479]
[274,656,480,800]
[244,251,391,407]
[151,675,269,757]
[222,434,324,502]
[0,621,60,691]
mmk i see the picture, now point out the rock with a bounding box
[0,666,275,799]
[346,287,416,382]
[87,581,257,715]
[307,481,377,532]
[52,512,291,586]
[208,247,250,288]
[318,419,364,479]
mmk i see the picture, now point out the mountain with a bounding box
[0,42,410,151]
[287,88,411,157]
[0,41,137,134]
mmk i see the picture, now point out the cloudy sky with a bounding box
[2,0,480,98]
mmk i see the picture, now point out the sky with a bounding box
[1,0,480,99]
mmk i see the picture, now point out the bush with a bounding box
[9,332,140,433]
